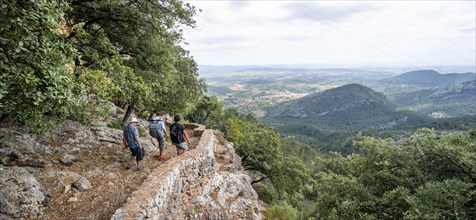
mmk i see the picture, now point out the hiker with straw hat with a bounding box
[122,117,145,171]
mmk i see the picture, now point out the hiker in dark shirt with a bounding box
[169,115,191,155]
[123,117,144,171]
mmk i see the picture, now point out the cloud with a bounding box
[460,26,476,33]
[193,35,250,46]
[183,1,476,67]
[227,0,250,10]
[284,2,371,23]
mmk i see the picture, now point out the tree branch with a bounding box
[251,176,268,185]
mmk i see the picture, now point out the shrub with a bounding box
[265,201,300,220]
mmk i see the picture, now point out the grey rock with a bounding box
[0,165,45,218]
[92,126,122,145]
[73,177,92,191]
[108,104,118,117]
[59,154,78,166]
[229,153,242,172]
[141,139,156,152]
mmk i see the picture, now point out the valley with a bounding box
[200,66,476,154]
[201,67,400,117]
[201,66,475,120]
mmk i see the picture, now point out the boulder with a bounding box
[51,120,100,146]
[91,126,123,145]
[0,165,45,218]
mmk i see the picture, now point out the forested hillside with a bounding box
[263,83,476,154]
[263,84,430,131]
[381,70,474,86]
[188,103,476,219]
[376,70,476,94]
[390,80,476,117]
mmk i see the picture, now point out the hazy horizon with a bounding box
[196,63,476,75]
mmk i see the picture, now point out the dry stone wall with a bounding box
[111,125,262,220]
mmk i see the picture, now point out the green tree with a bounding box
[66,0,204,121]
[186,95,223,126]
[306,129,476,219]
[225,115,310,199]
[0,0,82,131]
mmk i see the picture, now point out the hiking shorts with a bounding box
[156,135,166,152]
[129,147,145,161]
[174,142,188,151]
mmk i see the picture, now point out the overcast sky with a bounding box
[182,1,476,68]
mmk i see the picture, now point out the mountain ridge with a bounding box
[379,69,475,87]
[263,83,428,131]
[390,80,476,117]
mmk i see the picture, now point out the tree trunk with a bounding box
[123,101,136,123]
[0,114,6,124]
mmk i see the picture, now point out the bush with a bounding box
[255,183,277,204]
[265,201,300,220]
[108,119,126,130]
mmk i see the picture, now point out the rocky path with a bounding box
[41,132,200,220]
[0,119,200,220]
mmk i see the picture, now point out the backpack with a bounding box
[149,119,163,138]
[170,123,184,143]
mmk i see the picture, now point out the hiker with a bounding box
[169,115,191,155]
[149,112,169,161]
[123,117,145,171]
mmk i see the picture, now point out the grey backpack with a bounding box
[149,119,162,138]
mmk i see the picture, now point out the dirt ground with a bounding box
[38,129,200,220]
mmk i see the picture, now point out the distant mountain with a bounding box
[263,84,429,131]
[390,80,476,117]
[262,83,476,155]
[379,70,475,87]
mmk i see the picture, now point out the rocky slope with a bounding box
[0,111,263,219]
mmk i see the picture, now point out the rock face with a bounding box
[0,165,45,218]
[111,129,263,220]
[189,172,261,219]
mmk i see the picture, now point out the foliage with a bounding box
[1,0,205,132]
[214,111,311,203]
[265,201,300,220]
[67,0,205,120]
[304,129,476,219]
[232,126,475,219]
[108,119,127,130]
[186,95,223,125]
[137,126,146,138]
[201,107,311,202]
[0,0,85,132]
